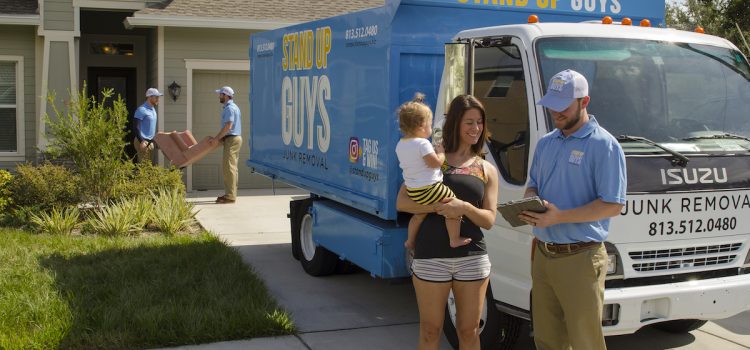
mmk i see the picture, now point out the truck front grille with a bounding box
[629,243,742,272]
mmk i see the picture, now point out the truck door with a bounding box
[473,36,539,311]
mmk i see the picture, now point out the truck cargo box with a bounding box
[248,0,664,220]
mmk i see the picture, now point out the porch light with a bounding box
[168,81,181,102]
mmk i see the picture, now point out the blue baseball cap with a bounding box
[537,69,589,112]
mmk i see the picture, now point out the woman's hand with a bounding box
[435,198,465,219]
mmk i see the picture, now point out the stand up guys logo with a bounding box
[281,26,332,154]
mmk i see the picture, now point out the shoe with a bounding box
[216,196,235,204]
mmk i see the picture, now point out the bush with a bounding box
[0,205,44,228]
[29,206,80,235]
[82,200,143,236]
[9,163,81,211]
[151,188,196,235]
[45,86,133,205]
[0,170,11,212]
[112,162,185,200]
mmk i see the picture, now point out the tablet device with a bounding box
[497,196,547,227]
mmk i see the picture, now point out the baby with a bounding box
[396,93,471,250]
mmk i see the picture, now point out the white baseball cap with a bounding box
[145,88,164,97]
[537,69,589,112]
[215,86,234,97]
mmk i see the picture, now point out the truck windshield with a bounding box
[536,37,750,154]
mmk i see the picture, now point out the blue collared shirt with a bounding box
[134,102,157,140]
[221,100,242,136]
[527,116,627,243]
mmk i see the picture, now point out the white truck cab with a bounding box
[436,21,750,346]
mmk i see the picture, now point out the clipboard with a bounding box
[497,196,547,227]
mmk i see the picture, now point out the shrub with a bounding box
[0,169,11,212]
[83,200,142,236]
[151,188,196,235]
[1,205,44,228]
[44,86,133,206]
[9,163,81,211]
[112,162,185,200]
[29,206,80,235]
[126,195,154,229]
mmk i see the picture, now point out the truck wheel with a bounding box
[290,199,311,261]
[443,284,521,350]
[653,319,708,334]
[296,201,338,276]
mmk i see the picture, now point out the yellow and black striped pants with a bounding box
[406,182,455,205]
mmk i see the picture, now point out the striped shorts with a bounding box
[406,182,455,205]
[412,254,491,282]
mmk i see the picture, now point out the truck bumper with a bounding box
[603,273,750,335]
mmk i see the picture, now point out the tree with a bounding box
[666,0,750,56]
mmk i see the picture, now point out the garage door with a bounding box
[192,70,273,190]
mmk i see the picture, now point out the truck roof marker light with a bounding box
[640,19,651,27]
[528,15,539,24]
[695,26,705,34]
[602,16,613,25]
[622,18,632,26]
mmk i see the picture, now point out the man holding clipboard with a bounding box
[518,70,626,350]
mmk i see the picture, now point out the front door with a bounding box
[87,67,137,160]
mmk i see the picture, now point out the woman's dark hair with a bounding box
[442,94,488,156]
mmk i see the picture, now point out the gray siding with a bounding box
[162,27,254,132]
[0,25,36,169]
[43,0,73,31]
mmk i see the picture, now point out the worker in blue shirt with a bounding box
[209,86,243,204]
[519,69,627,350]
[133,88,163,163]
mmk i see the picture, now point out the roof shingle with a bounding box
[0,0,38,15]
[134,0,383,22]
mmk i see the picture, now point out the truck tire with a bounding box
[653,319,708,334]
[443,284,521,350]
[295,200,338,276]
[289,199,311,261]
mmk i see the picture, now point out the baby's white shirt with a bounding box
[395,137,443,188]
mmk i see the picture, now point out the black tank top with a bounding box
[413,157,488,259]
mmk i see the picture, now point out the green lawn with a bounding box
[0,228,295,349]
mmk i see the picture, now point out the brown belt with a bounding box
[537,240,602,254]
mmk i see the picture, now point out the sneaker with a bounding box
[216,196,235,204]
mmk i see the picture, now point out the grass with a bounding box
[0,228,295,349]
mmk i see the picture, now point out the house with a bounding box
[0,0,381,191]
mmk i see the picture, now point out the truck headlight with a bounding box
[744,249,750,267]
[604,242,623,278]
[607,254,618,274]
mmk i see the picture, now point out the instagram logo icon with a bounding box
[349,137,361,163]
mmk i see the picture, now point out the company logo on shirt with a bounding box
[349,137,361,163]
[569,150,584,165]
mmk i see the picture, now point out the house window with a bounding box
[0,57,23,155]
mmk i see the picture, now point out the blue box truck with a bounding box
[249,1,750,348]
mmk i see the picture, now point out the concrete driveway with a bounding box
[185,189,750,350]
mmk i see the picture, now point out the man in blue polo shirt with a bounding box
[519,69,627,350]
[133,88,163,163]
[209,86,242,204]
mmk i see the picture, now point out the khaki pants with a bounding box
[532,243,608,350]
[133,137,154,164]
[222,135,242,201]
